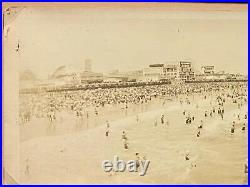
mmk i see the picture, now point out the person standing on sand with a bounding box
[221,113,224,120]
[231,124,235,134]
[122,131,127,141]
[161,114,164,125]
[25,158,30,176]
[238,113,241,121]
[197,130,201,137]
[121,131,128,150]
[244,159,248,174]
[205,111,208,117]
[94,107,98,115]
[198,120,203,129]
[186,117,191,125]
[123,139,129,150]
[210,111,213,117]
[105,121,110,137]
[135,153,141,171]
[218,108,221,115]
[136,115,139,124]
[242,123,246,131]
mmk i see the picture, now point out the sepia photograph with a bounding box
[2,2,248,184]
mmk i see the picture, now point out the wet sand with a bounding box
[18,92,248,184]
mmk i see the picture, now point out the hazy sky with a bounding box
[6,3,248,78]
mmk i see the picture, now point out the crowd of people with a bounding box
[20,81,248,181]
[19,81,247,127]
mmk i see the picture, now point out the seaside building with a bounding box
[165,64,179,80]
[142,64,165,81]
[179,61,195,81]
[201,66,215,75]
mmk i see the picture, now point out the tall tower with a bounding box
[83,59,92,72]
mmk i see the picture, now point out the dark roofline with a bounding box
[149,64,164,67]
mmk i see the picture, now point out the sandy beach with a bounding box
[18,92,248,184]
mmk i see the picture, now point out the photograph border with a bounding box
[1,1,249,186]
